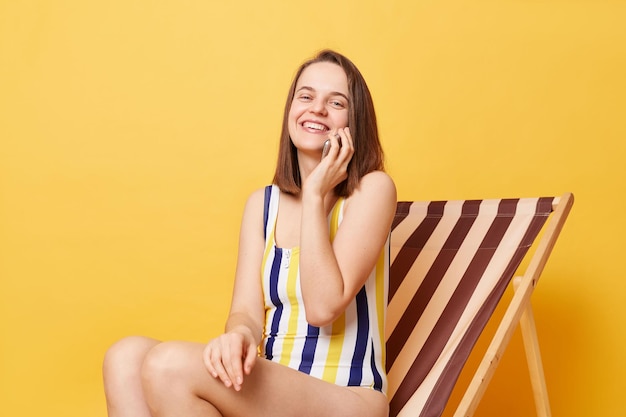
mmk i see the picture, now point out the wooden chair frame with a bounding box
[453,192,573,417]
[387,192,574,417]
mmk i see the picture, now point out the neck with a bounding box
[294,150,339,206]
[296,150,321,186]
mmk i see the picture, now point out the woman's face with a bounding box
[288,62,350,154]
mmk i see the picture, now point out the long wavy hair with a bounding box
[272,49,385,197]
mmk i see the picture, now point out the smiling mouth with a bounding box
[302,121,329,132]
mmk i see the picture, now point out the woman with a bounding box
[103,49,397,417]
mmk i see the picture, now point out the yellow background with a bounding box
[1,1,624,416]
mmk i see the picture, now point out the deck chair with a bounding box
[386,192,573,417]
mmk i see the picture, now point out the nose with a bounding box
[309,98,327,116]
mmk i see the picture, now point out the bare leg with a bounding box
[103,336,161,417]
[142,341,389,417]
[141,341,222,417]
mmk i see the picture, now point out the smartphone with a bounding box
[322,133,344,159]
[322,140,331,159]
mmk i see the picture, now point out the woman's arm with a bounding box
[226,188,266,342]
[203,188,266,391]
[299,170,396,327]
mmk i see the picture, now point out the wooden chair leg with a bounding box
[453,277,533,417]
[514,277,552,417]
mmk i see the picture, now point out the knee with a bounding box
[141,341,192,392]
[103,336,158,383]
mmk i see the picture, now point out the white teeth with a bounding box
[303,121,328,131]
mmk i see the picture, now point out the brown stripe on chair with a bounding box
[386,197,555,417]
[387,200,480,368]
[389,201,446,299]
[389,199,517,416]
[419,197,554,416]
[392,201,415,231]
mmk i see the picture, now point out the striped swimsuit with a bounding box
[260,185,389,394]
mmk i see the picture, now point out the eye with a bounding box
[330,100,346,109]
[298,93,313,102]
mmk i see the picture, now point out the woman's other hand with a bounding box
[203,327,258,391]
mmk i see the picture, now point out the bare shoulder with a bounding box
[238,187,270,236]
[244,187,268,212]
[246,187,265,206]
[351,171,396,202]
[345,171,397,214]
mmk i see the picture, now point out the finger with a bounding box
[337,127,354,154]
[207,344,234,388]
[212,356,233,388]
[336,128,354,165]
[219,345,237,389]
[224,341,245,391]
[203,345,219,378]
[243,344,258,375]
[325,130,342,156]
[342,127,354,151]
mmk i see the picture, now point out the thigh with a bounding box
[240,357,389,417]
[145,341,388,417]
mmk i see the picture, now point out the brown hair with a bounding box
[272,49,385,197]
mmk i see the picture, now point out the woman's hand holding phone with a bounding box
[321,127,346,160]
[306,127,353,197]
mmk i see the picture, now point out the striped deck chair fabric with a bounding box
[386,193,573,417]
